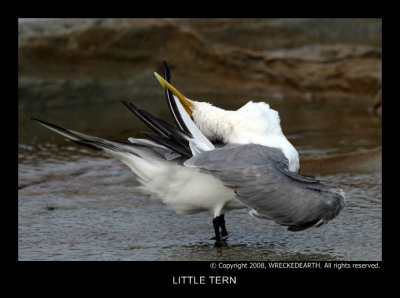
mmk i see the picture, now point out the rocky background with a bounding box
[18,18,382,113]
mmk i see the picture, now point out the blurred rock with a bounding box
[300,146,382,176]
[369,89,382,117]
[18,18,382,109]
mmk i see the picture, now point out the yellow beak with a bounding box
[154,72,194,116]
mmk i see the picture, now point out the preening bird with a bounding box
[32,61,345,244]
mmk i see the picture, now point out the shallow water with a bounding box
[18,97,382,261]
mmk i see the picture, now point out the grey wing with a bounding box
[185,144,345,231]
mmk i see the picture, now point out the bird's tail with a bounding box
[31,118,170,184]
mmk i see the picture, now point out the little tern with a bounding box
[32,61,345,244]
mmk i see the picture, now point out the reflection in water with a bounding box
[18,98,381,261]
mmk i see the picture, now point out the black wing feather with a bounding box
[162,61,192,135]
[121,100,192,157]
[31,118,137,154]
[142,132,192,158]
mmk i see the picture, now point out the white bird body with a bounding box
[32,63,344,243]
[114,149,240,217]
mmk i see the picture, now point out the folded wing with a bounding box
[184,144,345,231]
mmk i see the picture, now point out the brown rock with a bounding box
[370,89,382,117]
[300,146,382,176]
[18,18,382,109]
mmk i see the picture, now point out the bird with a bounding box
[32,61,345,245]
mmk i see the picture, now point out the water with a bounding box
[18,97,382,261]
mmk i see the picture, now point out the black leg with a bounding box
[212,214,229,243]
[213,217,221,241]
[219,214,228,237]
